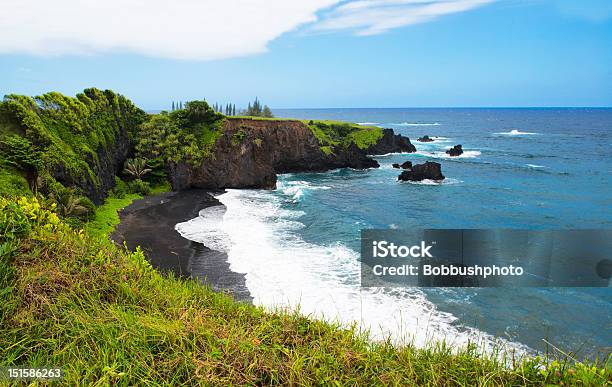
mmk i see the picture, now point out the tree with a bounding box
[243,98,271,117]
[262,105,273,118]
[123,158,152,179]
[232,104,236,116]
[172,101,175,111]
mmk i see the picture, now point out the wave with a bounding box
[495,129,539,136]
[400,177,463,185]
[526,164,545,169]
[278,180,331,202]
[356,122,380,126]
[391,122,441,126]
[176,187,533,357]
[175,205,231,253]
[371,151,419,157]
[415,150,482,159]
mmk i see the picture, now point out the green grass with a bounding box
[84,182,172,238]
[303,120,383,151]
[0,166,30,197]
[227,117,383,152]
[1,196,610,385]
[150,180,172,194]
[84,194,143,239]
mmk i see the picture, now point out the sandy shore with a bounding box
[112,189,252,302]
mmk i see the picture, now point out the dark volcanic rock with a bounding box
[392,163,400,169]
[365,129,416,155]
[446,144,463,157]
[167,119,381,191]
[400,161,412,169]
[417,135,434,142]
[398,161,445,182]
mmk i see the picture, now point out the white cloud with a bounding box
[314,0,494,36]
[0,0,493,60]
[0,0,338,60]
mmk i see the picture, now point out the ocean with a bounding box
[176,108,611,359]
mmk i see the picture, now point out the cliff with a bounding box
[1,91,416,199]
[0,89,146,204]
[167,118,414,190]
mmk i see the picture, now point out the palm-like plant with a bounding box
[123,158,152,179]
[51,189,89,218]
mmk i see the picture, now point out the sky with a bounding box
[0,0,611,109]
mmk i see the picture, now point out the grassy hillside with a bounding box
[0,196,609,385]
[303,120,383,154]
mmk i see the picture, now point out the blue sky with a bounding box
[0,0,610,109]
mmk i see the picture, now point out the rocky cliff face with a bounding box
[168,119,414,190]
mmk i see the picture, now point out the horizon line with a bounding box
[147,106,612,112]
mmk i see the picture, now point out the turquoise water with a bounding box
[180,108,611,358]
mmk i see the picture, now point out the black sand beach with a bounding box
[112,189,252,302]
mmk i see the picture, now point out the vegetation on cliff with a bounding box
[305,120,384,154]
[1,196,609,385]
[135,101,225,174]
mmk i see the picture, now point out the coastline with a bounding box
[111,189,252,302]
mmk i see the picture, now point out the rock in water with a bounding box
[398,161,445,181]
[392,163,400,169]
[400,161,412,169]
[417,135,434,142]
[446,144,463,157]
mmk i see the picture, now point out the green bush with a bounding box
[0,135,43,174]
[135,104,225,167]
[111,176,128,198]
[127,179,151,195]
[0,168,30,196]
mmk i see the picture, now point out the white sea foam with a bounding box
[356,122,380,126]
[495,129,538,136]
[400,178,463,185]
[415,150,482,159]
[526,164,545,168]
[278,180,331,202]
[392,122,441,126]
[370,151,417,157]
[176,187,532,357]
[175,205,231,253]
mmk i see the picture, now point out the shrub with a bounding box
[0,135,43,177]
[231,129,247,146]
[0,168,30,197]
[127,179,151,195]
[111,176,127,199]
[123,158,152,180]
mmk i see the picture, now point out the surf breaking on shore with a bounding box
[174,187,533,357]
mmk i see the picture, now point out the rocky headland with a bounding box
[167,118,415,190]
